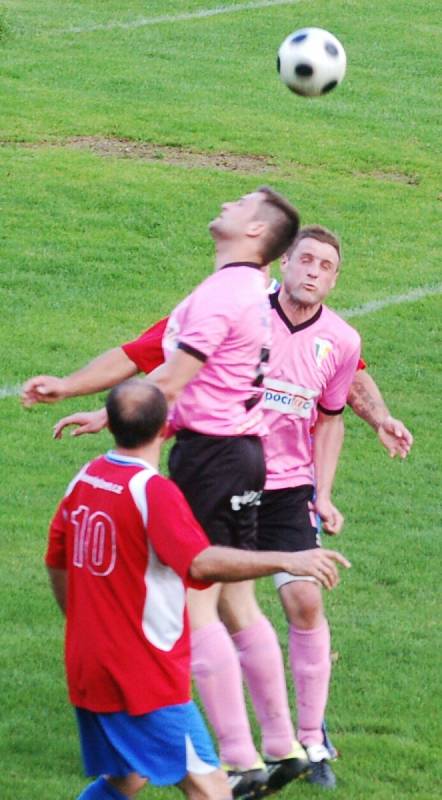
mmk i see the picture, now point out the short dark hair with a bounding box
[287,224,341,263]
[106,379,168,449]
[256,186,300,263]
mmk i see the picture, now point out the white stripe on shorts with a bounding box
[274,573,319,590]
[185,734,218,775]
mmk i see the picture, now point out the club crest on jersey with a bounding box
[263,378,319,418]
[314,337,333,367]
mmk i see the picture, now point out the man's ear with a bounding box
[246,219,267,239]
[280,252,289,274]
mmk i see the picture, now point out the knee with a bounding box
[281,583,324,629]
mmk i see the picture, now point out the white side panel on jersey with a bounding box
[64,462,91,498]
[143,543,186,651]
[129,468,186,653]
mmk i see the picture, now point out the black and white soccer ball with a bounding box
[277,27,346,97]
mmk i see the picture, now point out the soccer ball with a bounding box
[277,27,346,97]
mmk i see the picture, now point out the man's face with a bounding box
[209,191,264,241]
[281,237,340,306]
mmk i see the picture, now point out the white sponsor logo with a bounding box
[263,378,319,418]
[80,473,123,495]
[230,490,262,511]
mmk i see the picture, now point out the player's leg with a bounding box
[219,580,296,757]
[220,579,309,791]
[178,769,232,799]
[278,578,335,788]
[188,584,263,773]
[264,483,335,788]
[171,432,268,780]
[76,775,146,799]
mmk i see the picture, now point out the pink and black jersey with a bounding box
[46,453,210,715]
[263,292,361,490]
[162,263,271,437]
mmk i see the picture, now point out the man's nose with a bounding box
[307,261,320,276]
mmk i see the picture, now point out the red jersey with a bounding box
[122,317,168,374]
[46,452,210,715]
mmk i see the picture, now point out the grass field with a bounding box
[1,1,441,798]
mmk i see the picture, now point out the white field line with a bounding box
[64,0,302,34]
[0,384,21,400]
[338,283,442,320]
[1,283,441,400]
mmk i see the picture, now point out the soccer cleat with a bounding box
[223,759,269,799]
[306,744,337,789]
[264,739,310,792]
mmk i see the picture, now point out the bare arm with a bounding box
[347,370,413,458]
[22,348,138,407]
[190,546,351,591]
[313,411,345,535]
[47,567,67,614]
[52,348,204,438]
[347,369,390,430]
[148,349,204,406]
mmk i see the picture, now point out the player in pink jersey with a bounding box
[141,188,312,795]
[47,378,350,800]
[221,226,360,789]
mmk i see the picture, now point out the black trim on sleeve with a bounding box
[317,403,345,416]
[177,342,208,363]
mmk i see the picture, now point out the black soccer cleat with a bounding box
[224,761,269,799]
[306,744,337,789]
[264,740,310,792]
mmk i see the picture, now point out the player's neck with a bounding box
[278,289,321,326]
[114,440,162,471]
[214,241,264,271]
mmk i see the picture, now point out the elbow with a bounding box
[189,551,213,583]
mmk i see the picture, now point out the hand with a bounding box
[22,375,68,407]
[53,408,108,439]
[314,496,344,535]
[377,415,413,459]
[286,549,351,590]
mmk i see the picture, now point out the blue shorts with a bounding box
[75,701,219,786]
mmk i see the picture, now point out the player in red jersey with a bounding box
[47,378,350,800]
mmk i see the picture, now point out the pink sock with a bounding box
[232,616,295,757]
[289,620,331,746]
[191,622,258,768]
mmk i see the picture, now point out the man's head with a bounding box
[281,225,341,307]
[209,186,300,265]
[106,379,168,449]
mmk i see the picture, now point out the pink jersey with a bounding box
[263,293,361,489]
[46,452,210,715]
[162,263,271,436]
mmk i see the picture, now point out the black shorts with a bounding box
[257,485,320,553]
[168,430,266,549]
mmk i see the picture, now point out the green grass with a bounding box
[1,1,441,798]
